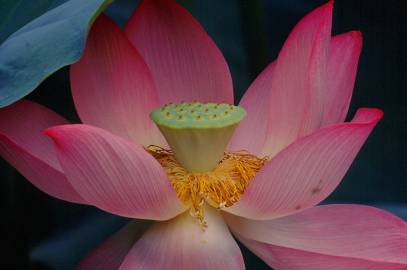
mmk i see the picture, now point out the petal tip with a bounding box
[44,126,64,148]
[352,30,363,48]
[358,107,384,119]
[352,30,363,39]
[44,124,81,146]
[302,0,333,26]
[320,0,334,14]
[328,0,334,8]
[346,30,363,47]
[44,126,62,140]
[352,108,384,125]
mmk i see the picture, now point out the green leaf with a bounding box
[0,0,113,107]
[0,0,64,44]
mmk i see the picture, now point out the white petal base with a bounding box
[120,207,244,270]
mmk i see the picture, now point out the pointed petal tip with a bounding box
[308,0,333,13]
[45,124,98,150]
[323,0,334,23]
[327,0,334,9]
[44,124,74,145]
[312,0,333,27]
[352,30,363,39]
[43,126,57,138]
[360,107,384,116]
[353,107,384,124]
[297,0,333,31]
[318,0,334,15]
[351,30,363,47]
[336,30,363,47]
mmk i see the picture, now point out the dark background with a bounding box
[1,0,406,269]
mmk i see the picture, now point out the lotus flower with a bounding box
[0,0,406,269]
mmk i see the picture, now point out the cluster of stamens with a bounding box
[147,145,268,228]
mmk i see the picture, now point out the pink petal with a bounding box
[226,108,383,220]
[321,31,363,126]
[226,204,407,269]
[70,15,164,147]
[119,207,244,270]
[229,61,276,155]
[46,124,185,220]
[242,240,407,270]
[77,221,150,270]
[262,1,333,157]
[124,0,233,104]
[0,100,84,203]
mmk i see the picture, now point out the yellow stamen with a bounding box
[147,145,268,227]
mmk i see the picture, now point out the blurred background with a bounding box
[1,0,406,269]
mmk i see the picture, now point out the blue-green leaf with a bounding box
[0,0,113,107]
[0,0,65,44]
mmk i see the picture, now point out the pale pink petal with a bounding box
[241,239,407,270]
[119,207,244,270]
[70,15,164,146]
[321,31,363,126]
[226,204,407,269]
[0,100,84,203]
[226,108,383,219]
[262,1,333,157]
[77,221,150,270]
[46,124,185,220]
[124,0,233,104]
[229,61,276,155]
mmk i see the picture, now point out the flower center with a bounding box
[149,102,267,227]
[150,101,246,172]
